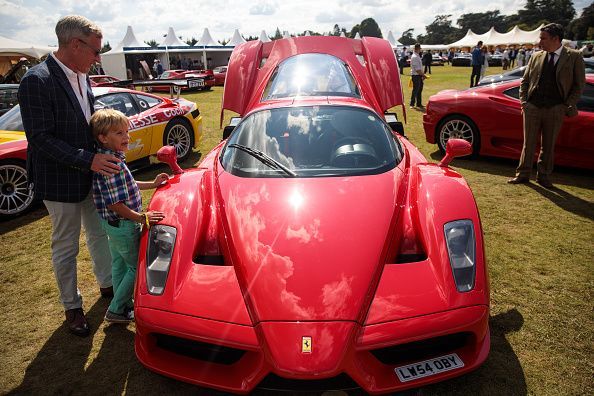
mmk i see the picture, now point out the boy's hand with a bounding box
[153,173,169,187]
[146,210,165,225]
[92,153,120,176]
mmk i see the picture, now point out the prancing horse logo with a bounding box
[302,336,312,353]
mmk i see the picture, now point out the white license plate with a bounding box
[188,80,204,88]
[395,353,464,382]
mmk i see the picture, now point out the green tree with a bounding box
[457,10,510,34]
[567,2,594,40]
[416,15,460,44]
[517,0,576,29]
[398,28,416,45]
[145,39,158,48]
[350,24,360,38]
[185,37,198,46]
[359,18,382,38]
[100,41,111,53]
[273,27,282,40]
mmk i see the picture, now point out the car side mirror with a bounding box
[384,113,405,136]
[157,146,184,174]
[438,139,472,167]
[222,117,242,140]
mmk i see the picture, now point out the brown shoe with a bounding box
[537,178,554,188]
[507,176,530,184]
[65,308,90,337]
[100,286,114,298]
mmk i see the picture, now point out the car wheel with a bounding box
[437,115,480,157]
[163,118,194,162]
[0,160,35,219]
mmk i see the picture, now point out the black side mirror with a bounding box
[222,117,242,140]
[384,113,405,136]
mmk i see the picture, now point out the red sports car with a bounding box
[135,36,490,394]
[423,75,594,170]
[0,87,202,219]
[213,65,227,86]
[89,74,122,87]
[152,69,215,92]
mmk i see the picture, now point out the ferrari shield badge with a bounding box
[302,336,312,353]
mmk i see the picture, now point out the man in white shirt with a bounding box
[409,43,426,109]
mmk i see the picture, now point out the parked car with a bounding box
[0,87,203,219]
[134,36,490,394]
[213,65,227,86]
[152,69,215,91]
[479,58,594,86]
[89,74,122,86]
[431,54,444,66]
[488,52,503,66]
[451,52,472,66]
[0,84,19,116]
[423,75,594,169]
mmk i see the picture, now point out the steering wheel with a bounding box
[330,136,379,168]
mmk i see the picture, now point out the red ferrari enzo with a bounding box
[423,75,594,170]
[135,36,490,394]
[151,69,215,92]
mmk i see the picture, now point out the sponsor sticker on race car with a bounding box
[395,353,464,382]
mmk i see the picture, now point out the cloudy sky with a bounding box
[0,0,590,46]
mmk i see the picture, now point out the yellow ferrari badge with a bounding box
[302,336,312,353]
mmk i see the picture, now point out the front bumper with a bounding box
[135,305,489,394]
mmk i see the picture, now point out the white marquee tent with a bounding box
[0,35,53,76]
[448,24,544,48]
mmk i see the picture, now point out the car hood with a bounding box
[216,168,405,322]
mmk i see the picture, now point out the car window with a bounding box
[95,93,138,116]
[133,93,162,111]
[503,86,520,100]
[577,83,594,112]
[262,54,360,100]
[0,86,19,115]
[0,105,23,131]
[220,105,401,178]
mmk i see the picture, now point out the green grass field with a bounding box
[0,64,592,395]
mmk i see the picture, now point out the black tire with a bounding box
[0,159,35,219]
[436,115,480,158]
[163,118,194,162]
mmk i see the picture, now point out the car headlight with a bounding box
[444,220,476,292]
[146,225,176,295]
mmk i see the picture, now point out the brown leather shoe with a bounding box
[100,286,114,298]
[537,178,554,188]
[65,308,90,337]
[507,176,530,184]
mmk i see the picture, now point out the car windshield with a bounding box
[263,54,360,99]
[0,105,23,131]
[220,105,401,178]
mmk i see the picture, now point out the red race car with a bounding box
[152,69,215,92]
[135,36,490,394]
[213,65,227,86]
[89,74,122,86]
[423,75,594,170]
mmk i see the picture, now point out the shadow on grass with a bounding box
[526,183,594,222]
[9,307,526,396]
[419,309,526,395]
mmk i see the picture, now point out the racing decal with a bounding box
[127,139,144,151]
[302,336,312,353]
[127,105,191,131]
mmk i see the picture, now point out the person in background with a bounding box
[480,46,490,80]
[399,47,407,75]
[18,15,119,337]
[509,23,585,188]
[409,43,426,109]
[470,40,484,87]
[509,46,517,68]
[448,49,455,65]
[502,47,510,70]
[517,48,526,67]
[91,109,168,323]
[422,50,432,74]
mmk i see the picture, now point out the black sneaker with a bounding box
[104,310,132,324]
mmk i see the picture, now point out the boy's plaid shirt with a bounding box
[92,147,142,221]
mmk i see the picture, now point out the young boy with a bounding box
[91,109,168,323]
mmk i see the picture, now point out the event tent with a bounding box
[447,24,544,48]
[0,35,53,76]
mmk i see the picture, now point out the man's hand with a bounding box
[91,153,120,176]
[153,173,169,188]
[146,210,165,225]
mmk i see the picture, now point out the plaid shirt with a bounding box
[92,147,142,221]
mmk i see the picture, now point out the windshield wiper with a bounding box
[227,144,296,177]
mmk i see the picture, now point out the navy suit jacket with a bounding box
[18,55,97,202]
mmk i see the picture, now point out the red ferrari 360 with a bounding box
[151,69,215,92]
[423,75,594,170]
[135,36,490,394]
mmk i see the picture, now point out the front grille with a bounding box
[371,332,471,365]
[154,333,245,365]
[256,373,362,393]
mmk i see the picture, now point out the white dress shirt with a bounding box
[51,53,91,123]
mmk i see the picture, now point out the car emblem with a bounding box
[302,336,312,353]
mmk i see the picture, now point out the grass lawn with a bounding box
[0,64,592,395]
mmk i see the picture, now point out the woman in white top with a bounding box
[480,47,490,80]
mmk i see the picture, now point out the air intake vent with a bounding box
[371,332,471,365]
[194,254,225,265]
[155,333,245,365]
[256,373,361,393]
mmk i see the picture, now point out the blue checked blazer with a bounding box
[18,55,97,202]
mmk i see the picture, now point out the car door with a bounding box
[95,92,152,161]
[485,85,524,156]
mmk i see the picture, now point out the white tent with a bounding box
[227,29,246,46]
[259,30,271,42]
[386,31,403,47]
[0,35,53,77]
[101,26,152,79]
[197,28,218,47]
[354,32,361,40]
[161,27,189,47]
[447,25,544,48]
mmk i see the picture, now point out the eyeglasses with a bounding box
[77,38,101,56]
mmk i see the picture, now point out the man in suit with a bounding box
[18,15,120,336]
[508,23,585,188]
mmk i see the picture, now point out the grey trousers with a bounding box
[44,193,112,310]
[516,103,565,180]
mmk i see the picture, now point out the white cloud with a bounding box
[250,1,278,15]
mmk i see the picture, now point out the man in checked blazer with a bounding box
[508,23,585,188]
[18,15,121,337]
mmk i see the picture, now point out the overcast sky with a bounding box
[0,0,590,46]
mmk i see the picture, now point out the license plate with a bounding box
[188,80,204,88]
[395,353,464,382]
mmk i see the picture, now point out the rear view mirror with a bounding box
[438,139,472,167]
[222,117,241,140]
[157,146,184,174]
[384,113,405,136]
